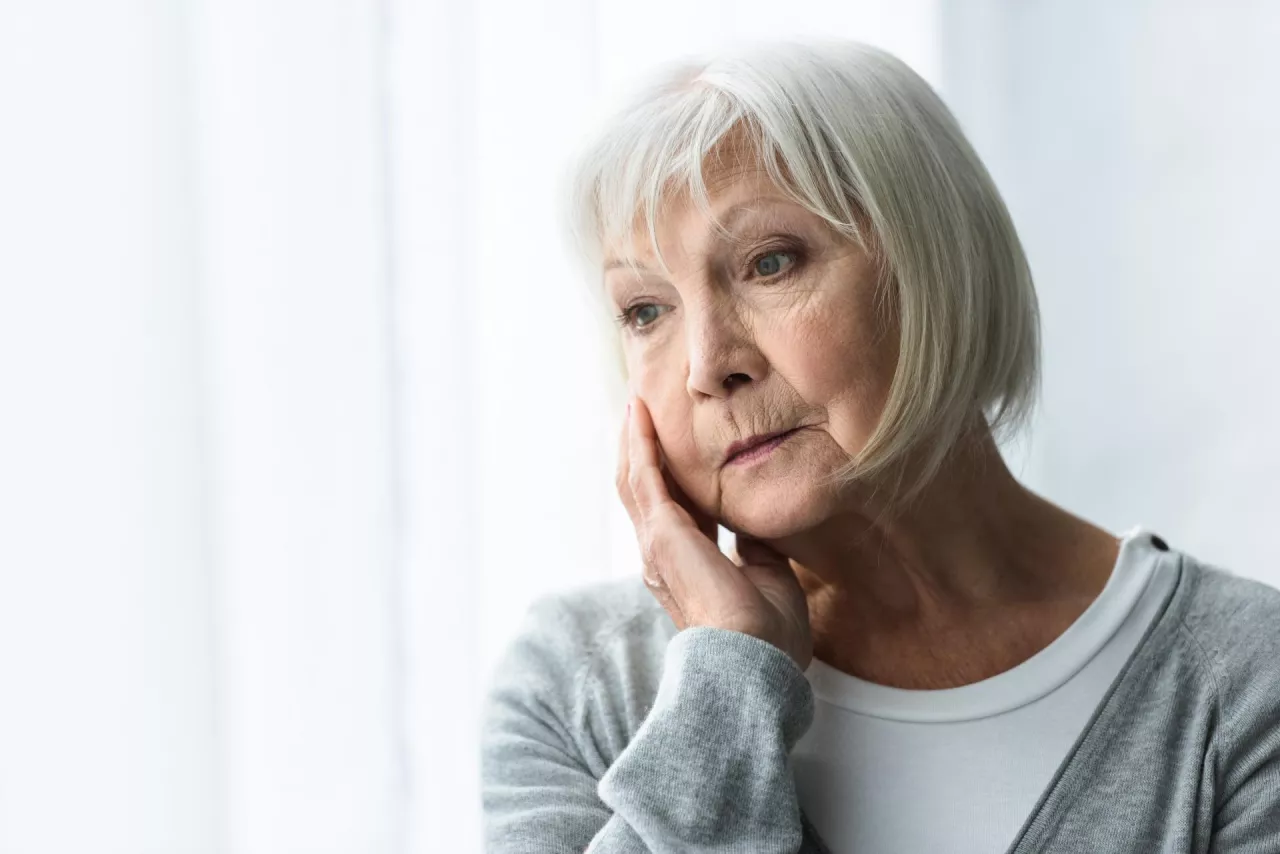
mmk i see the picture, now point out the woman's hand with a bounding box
[616,393,814,670]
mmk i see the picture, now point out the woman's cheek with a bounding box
[640,387,700,475]
[635,336,674,368]
[630,344,682,397]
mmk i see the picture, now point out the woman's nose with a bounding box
[683,302,767,399]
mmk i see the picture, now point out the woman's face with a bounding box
[603,162,899,539]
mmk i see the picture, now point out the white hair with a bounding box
[557,36,1040,507]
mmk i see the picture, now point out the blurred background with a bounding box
[1,1,1277,852]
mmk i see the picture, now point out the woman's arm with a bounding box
[480,595,820,853]
[1205,611,1280,852]
[483,394,825,851]
[592,625,816,851]
[1211,715,1280,853]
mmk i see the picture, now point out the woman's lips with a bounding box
[726,428,800,465]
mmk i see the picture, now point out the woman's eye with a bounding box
[615,303,667,333]
[631,304,662,327]
[753,250,796,278]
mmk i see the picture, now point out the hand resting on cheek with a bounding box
[615,393,814,671]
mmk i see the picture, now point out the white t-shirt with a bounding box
[791,525,1177,854]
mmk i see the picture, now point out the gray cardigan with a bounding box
[480,544,1280,852]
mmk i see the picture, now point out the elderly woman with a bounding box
[479,38,1280,853]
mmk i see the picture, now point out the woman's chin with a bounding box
[720,482,830,540]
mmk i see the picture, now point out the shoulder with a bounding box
[1174,551,1280,746]
[1177,550,1280,672]
[481,576,677,773]
[483,575,676,732]
[499,576,673,685]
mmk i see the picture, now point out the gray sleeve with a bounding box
[1208,635,1280,851]
[480,595,618,852]
[1210,705,1280,853]
[480,598,818,853]
[1179,570,1280,853]
[593,626,817,852]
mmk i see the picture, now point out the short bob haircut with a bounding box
[559,37,1039,508]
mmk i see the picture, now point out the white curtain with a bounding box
[1,1,404,851]
[3,2,1276,853]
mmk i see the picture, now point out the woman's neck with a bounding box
[770,427,1121,688]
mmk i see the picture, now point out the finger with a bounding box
[618,399,678,595]
[615,397,642,528]
[621,404,689,627]
[629,396,757,624]
[630,396,745,613]
[644,573,688,629]
[626,394,672,520]
[734,533,792,571]
[625,395,716,541]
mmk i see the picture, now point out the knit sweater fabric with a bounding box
[480,541,1280,852]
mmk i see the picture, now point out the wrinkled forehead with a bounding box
[603,153,797,272]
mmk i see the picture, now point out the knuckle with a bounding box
[637,527,662,566]
[643,526,675,567]
[637,529,658,565]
